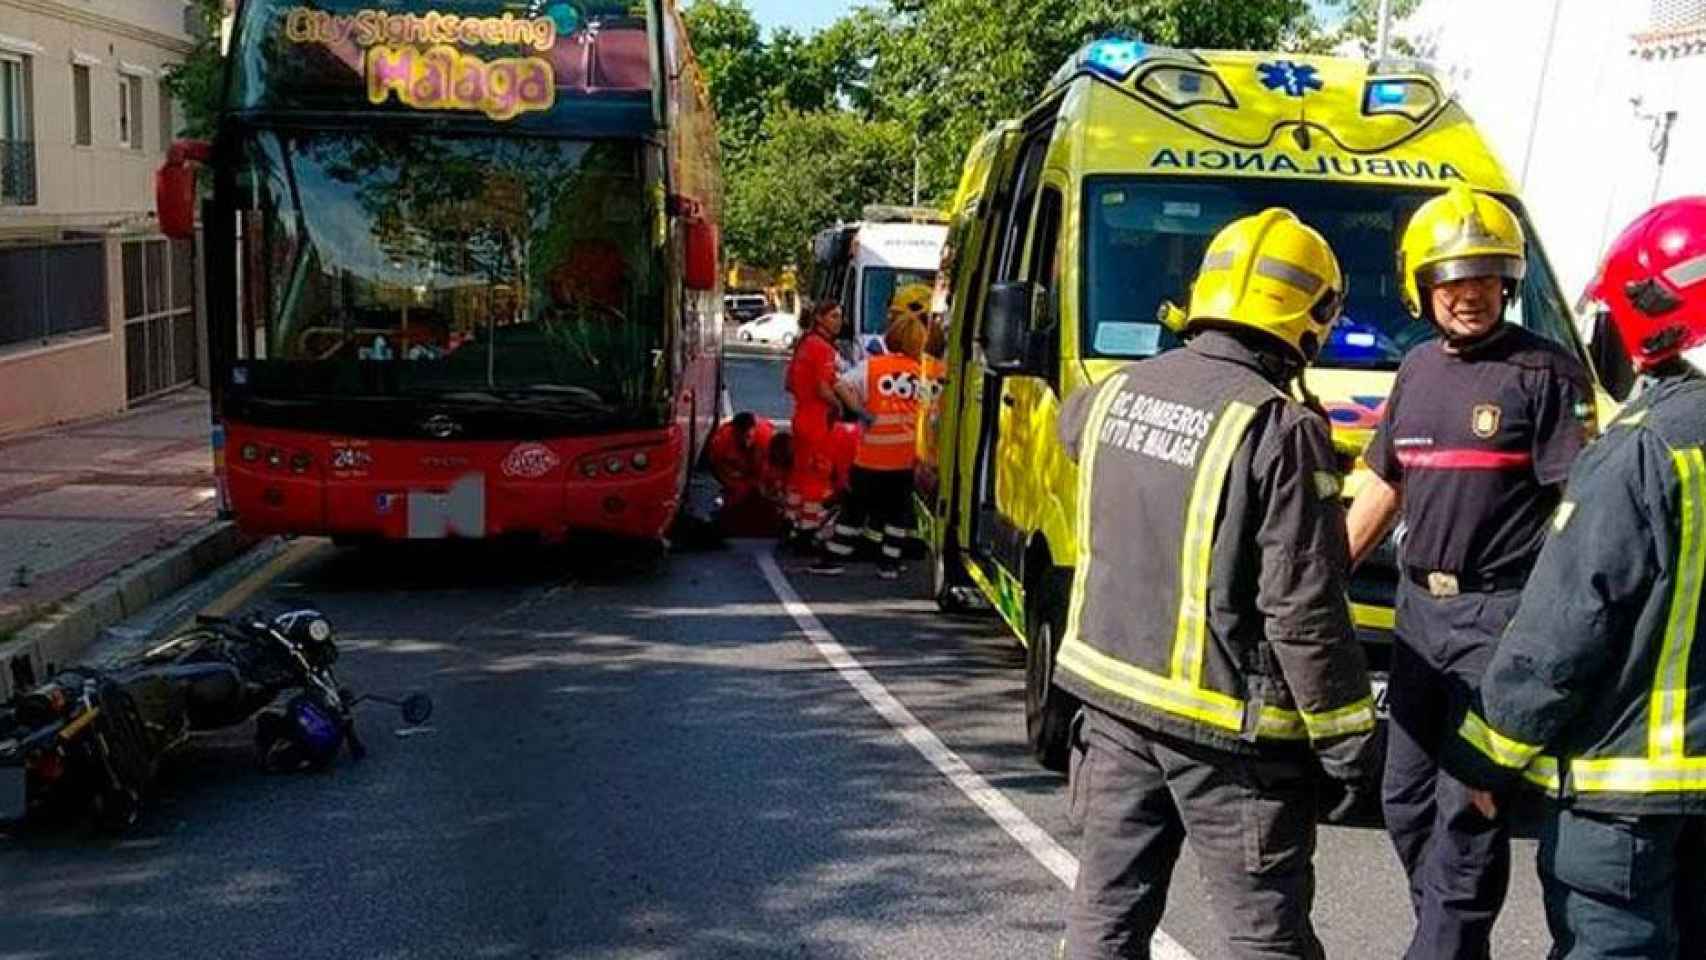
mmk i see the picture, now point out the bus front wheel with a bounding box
[1025,569,1079,774]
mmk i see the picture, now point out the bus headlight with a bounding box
[631,452,649,471]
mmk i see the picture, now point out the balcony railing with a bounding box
[0,138,37,206]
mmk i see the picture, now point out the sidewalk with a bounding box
[0,389,223,638]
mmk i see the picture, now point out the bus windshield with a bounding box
[1081,178,1579,369]
[231,130,667,421]
[230,1,654,130]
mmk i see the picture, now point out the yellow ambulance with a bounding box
[916,40,1613,771]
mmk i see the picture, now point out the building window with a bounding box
[118,74,142,150]
[159,88,174,151]
[0,53,34,205]
[73,63,91,146]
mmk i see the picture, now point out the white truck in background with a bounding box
[809,207,948,360]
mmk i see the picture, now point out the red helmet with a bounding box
[1591,196,1706,372]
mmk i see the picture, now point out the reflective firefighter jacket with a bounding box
[1458,373,1706,815]
[854,353,921,472]
[1054,331,1376,770]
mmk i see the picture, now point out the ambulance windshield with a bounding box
[1082,178,1577,370]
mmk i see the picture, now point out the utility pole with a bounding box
[1376,0,1393,58]
[911,136,921,208]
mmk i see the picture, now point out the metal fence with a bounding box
[0,239,106,350]
[0,138,34,206]
[121,236,199,402]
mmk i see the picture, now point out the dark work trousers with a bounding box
[1066,706,1325,960]
[1537,807,1706,960]
[825,466,914,571]
[1382,581,1521,960]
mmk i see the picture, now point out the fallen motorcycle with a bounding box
[0,608,431,830]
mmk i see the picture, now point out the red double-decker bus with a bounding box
[159,0,723,547]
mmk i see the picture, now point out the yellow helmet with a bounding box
[1397,185,1526,319]
[889,283,933,322]
[1187,208,1344,363]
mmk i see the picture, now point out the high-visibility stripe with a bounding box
[1664,252,1706,289]
[1618,409,1649,428]
[1300,697,1377,740]
[1652,447,1706,759]
[883,526,911,539]
[1062,374,1129,650]
[872,414,914,426]
[1352,602,1396,631]
[1571,755,1706,793]
[1459,710,1546,770]
[1057,637,1310,740]
[1524,756,1561,792]
[1395,449,1534,470]
[1171,402,1258,686]
[1254,256,1325,296]
[861,433,915,446]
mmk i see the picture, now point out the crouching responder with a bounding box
[816,310,928,578]
[1345,186,1593,960]
[1455,197,1706,960]
[706,412,790,536]
[1057,209,1378,960]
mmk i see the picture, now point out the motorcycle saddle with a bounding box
[152,663,247,727]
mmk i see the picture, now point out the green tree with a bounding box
[723,109,914,268]
[1296,0,1426,56]
[161,0,225,139]
[861,0,1314,203]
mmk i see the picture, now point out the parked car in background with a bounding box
[725,293,770,326]
[735,312,801,348]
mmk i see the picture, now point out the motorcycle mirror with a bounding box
[401,693,433,727]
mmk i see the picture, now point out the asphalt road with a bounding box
[725,348,793,423]
[0,354,1552,959]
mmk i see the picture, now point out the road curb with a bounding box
[0,521,259,701]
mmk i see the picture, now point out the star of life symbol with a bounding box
[1257,60,1323,98]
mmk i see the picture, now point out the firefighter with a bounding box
[816,311,928,578]
[1058,209,1377,960]
[1454,197,1706,959]
[784,301,847,547]
[1345,185,1594,960]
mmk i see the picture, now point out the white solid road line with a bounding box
[756,551,1199,960]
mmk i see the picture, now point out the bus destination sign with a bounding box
[283,7,558,120]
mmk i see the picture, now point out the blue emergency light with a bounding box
[1084,38,1148,81]
[1371,81,1408,106]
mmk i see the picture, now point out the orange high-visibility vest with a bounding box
[856,354,921,471]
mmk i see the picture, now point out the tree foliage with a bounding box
[689,0,1341,270]
[724,109,914,268]
[161,0,225,139]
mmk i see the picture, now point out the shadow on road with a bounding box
[0,541,1064,959]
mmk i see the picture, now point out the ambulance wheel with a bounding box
[1025,570,1079,774]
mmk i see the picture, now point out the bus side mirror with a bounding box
[983,282,1034,373]
[156,139,211,240]
[685,219,718,292]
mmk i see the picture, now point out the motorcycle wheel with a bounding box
[92,785,142,832]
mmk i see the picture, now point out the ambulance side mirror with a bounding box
[983,282,1034,374]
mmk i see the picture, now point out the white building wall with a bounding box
[0,0,194,238]
[1403,0,1706,301]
